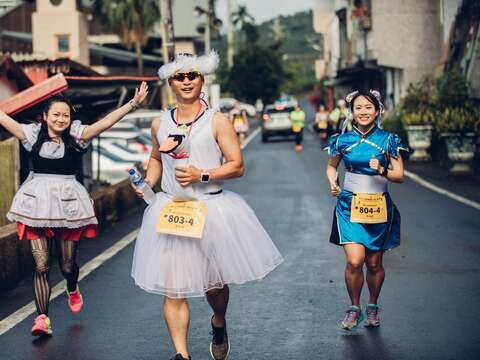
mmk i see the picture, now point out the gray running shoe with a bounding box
[209,317,230,360]
[340,305,364,330]
[364,304,380,327]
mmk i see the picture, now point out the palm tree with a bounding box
[232,5,255,29]
[232,5,255,49]
[100,0,159,75]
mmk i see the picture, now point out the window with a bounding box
[57,35,70,53]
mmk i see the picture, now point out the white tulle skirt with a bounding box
[131,190,283,298]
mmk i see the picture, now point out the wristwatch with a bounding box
[200,171,210,183]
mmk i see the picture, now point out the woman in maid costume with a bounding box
[325,90,408,331]
[131,51,283,360]
[0,82,148,337]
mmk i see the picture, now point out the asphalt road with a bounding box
[0,129,479,360]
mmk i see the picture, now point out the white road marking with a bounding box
[0,229,139,336]
[404,170,480,211]
[241,127,261,149]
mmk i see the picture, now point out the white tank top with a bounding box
[157,108,223,200]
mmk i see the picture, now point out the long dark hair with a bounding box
[32,95,85,154]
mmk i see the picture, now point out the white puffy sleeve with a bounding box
[20,123,42,152]
[70,120,91,149]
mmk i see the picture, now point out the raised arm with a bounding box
[81,82,149,141]
[369,154,405,183]
[386,155,405,183]
[0,110,26,141]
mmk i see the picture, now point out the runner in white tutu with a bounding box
[0,82,148,337]
[131,51,283,360]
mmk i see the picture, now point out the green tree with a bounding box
[282,56,317,94]
[99,0,159,75]
[435,71,470,110]
[228,45,285,104]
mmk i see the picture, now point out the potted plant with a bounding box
[435,107,479,174]
[401,77,436,161]
[433,71,479,174]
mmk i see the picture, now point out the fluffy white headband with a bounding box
[158,50,220,80]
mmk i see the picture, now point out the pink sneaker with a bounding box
[66,286,84,313]
[31,314,52,337]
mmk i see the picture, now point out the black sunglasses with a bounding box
[171,72,201,82]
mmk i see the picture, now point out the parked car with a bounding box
[99,131,152,153]
[219,98,256,117]
[261,103,296,143]
[121,109,163,135]
[93,139,149,165]
[91,147,137,184]
[108,122,141,133]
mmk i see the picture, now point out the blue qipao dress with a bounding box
[327,125,408,251]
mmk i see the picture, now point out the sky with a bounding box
[216,0,327,27]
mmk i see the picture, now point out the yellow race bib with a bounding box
[350,193,387,224]
[318,121,328,129]
[156,201,208,239]
[292,124,302,133]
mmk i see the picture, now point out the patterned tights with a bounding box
[30,237,79,316]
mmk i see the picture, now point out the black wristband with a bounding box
[381,166,388,177]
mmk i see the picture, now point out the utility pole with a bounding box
[203,0,213,103]
[195,0,222,107]
[204,0,213,54]
[271,17,284,44]
[160,0,176,108]
[227,0,235,68]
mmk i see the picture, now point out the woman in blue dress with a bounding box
[326,90,408,330]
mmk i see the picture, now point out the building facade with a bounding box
[313,0,464,107]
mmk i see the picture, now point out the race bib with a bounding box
[233,117,244,126]
[292,124,302,133]
[350,193,387,224]
[156,201,208,239]
[318,121,328,129]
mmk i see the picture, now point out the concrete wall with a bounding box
[175,41,196,55]
[0,178,143,292]
[32,0,90,65]
[0,137,19,227]
[0,77,18,101]
[313,3,337,79]
[371,0,443,95]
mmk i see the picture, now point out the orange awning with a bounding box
[0,73,68,115]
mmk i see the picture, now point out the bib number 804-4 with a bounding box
[350,193,387,224]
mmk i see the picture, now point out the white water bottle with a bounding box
[129,168,156,205]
